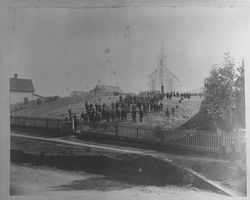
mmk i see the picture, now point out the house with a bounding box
[148,42,182,93]
[9,74,37,105]
[90,80,123,96]
[70,90,87,97]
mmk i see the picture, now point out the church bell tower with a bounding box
[157,38,167,69]
[157,39,167,93]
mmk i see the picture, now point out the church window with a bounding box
[160,58,163,66]
[151,79,155,90]
[159,68,164,85]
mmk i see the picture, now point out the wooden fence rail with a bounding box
[10,116,245,154]
[10,116,72,134]
[78,121,245,153]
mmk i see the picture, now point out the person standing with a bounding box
[81,111,84,120]
[111,109,115,122]
[231,139,236,162]
[73,114,77,132]
[132,105,137,123]
[139,107,143,122]
[240,138,246,163]
[85,101,89,112]
[106,108,110,123]
[171,107,175,115]
[165,108,169,118]
[68,109,72,121]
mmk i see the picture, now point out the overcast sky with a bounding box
[8,7,250,96]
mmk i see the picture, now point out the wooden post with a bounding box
[80,121,82,134]
[57,121,60,130]
[137,127,139,140]
[115,124,118,137]
[161,129,164,144]
[72,119,74,132]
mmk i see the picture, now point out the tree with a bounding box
[182,52,245,131]
[234,59,245,128]
[203,52,236,131]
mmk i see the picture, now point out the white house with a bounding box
[9,74,36,105]
[148,42,182,93]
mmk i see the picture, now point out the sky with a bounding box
[8,7,250,96]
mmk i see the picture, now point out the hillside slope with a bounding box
[11,94,203,129]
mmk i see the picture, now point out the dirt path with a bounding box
[11,132,245,196]
[11,163,230,199]
[11,131,235,164]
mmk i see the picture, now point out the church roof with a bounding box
[148,67,182,85]
[148,69,157,78]
[148,41,182,86]
[10,78,35,93]
[165,68,182,85]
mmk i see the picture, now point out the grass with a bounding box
[12,94,203,129]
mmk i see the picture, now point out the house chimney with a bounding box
[14,73,18,79]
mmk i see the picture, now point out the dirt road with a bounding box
[11,131,245,196]
[11,163,233,199]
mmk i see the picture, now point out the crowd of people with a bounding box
[65,91,192,125]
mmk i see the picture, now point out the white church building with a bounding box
[148,42,182,93]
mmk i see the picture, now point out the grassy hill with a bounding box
[11,94,203,129]
[137,96,203,128]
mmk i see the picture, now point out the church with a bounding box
[148,42,182,93]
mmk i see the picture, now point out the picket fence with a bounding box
[10,116,245,153]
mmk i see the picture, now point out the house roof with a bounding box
[92,82,123,93]
[103,85,123,93]
[32,93,45,99]
[10,78,35,93]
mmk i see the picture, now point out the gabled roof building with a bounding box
[148,41,182,93]
[9,74,37,105]
[90,80,123,96]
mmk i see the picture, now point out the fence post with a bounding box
[96,123,99,134]
[80,121,82,134]
[10,116,12,126]
[137,127,139,140]
[46,118,48,128]
[161,129,164,144]
[23,117,26,126]
[72,119,74,132]
[57,121,60,130]
[115,124,118,137]
[34,118,36,128]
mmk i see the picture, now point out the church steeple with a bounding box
[160,37,165,55]
[157,38,167,68]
